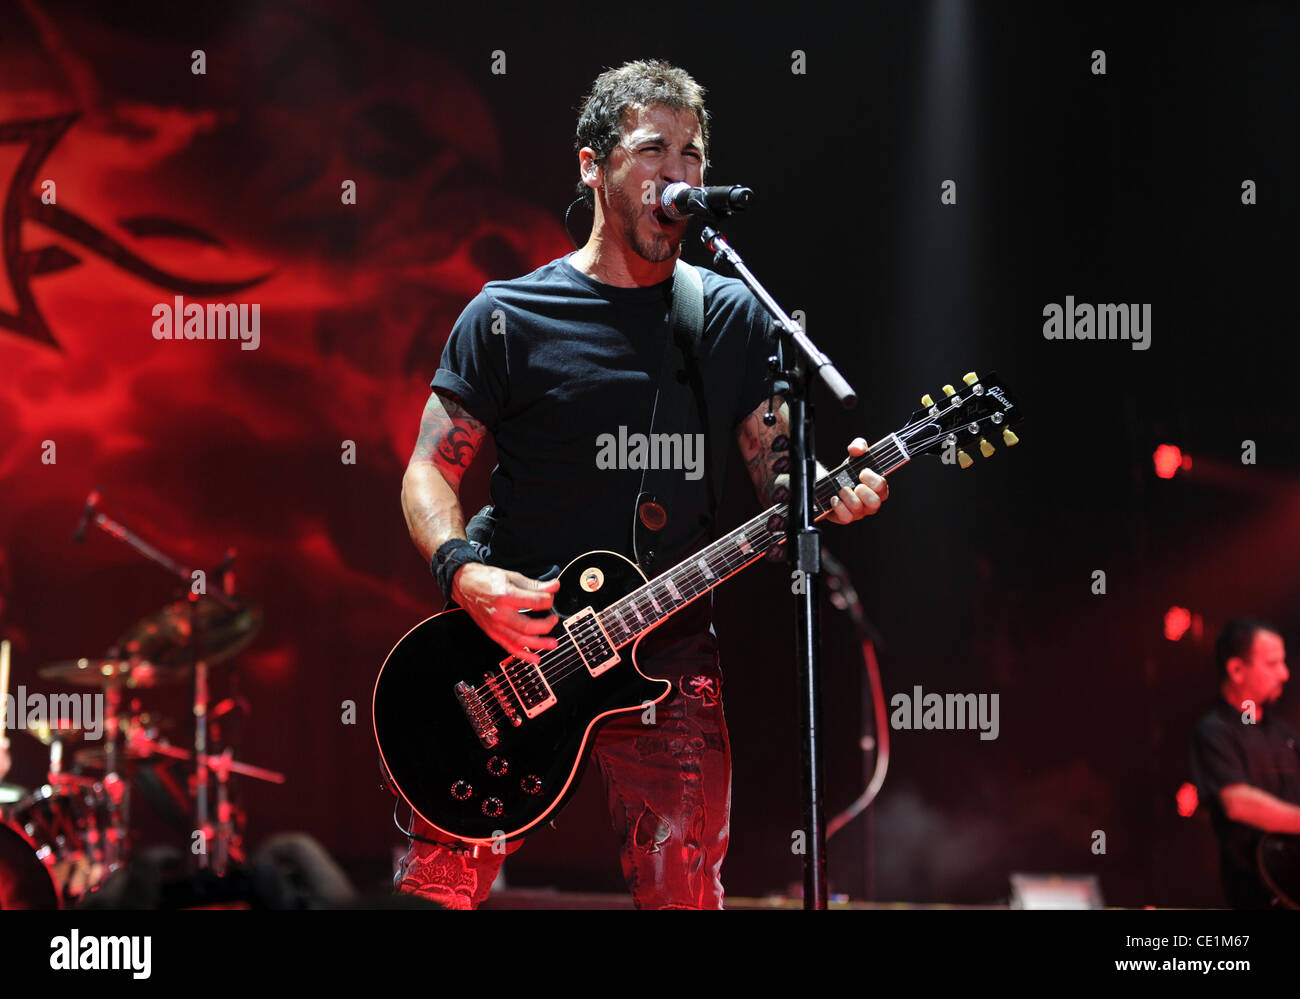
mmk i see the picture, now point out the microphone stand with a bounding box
[699,224,856,910]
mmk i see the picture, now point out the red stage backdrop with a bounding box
[0,3,574,884]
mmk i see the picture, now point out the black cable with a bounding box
[563,195,590,250]
[392,798,476,855]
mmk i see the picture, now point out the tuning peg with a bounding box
[957,449,973,469]
[1002,428,1019,447]
[979,438,995,458]
[921,393,934,408]
[962,372,979,385]
[942,384,956,397]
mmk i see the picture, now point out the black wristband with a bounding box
[432,538,486,603]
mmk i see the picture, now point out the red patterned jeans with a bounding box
[393,671,731,909]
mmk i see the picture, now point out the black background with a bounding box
[2,0,1297,908]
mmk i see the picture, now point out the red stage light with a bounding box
[1164,606,1192,641]
[1153,444,1192,479]
[1176,782,1198,817]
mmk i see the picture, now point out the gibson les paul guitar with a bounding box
[373,371,1022,845]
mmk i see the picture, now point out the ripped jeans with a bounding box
[393,671,731,909]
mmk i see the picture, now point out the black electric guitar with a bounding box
[373,371,1022,846]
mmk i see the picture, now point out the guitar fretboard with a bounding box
[595,434,910,647]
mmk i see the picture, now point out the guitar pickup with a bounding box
[563,607,620,677]
[500,657,557,719]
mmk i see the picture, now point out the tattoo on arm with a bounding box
[438,426,477,468]
[411,390,487,490]
[736,397,792,507]
[735,395,833,508]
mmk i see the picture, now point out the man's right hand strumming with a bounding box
[450,563,559,666]
[402,388,562,666]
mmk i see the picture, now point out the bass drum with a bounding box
[0,816,59,909]
[7,782,115,906]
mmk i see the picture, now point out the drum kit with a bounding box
[0,493,285,909]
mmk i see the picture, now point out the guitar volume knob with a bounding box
[481,797,504,817]
[521,775,543,796]
[487,756,509,776]
[450,780,473,801]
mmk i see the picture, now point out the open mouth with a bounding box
[650,206,679,229]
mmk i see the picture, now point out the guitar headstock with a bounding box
[897,371,1023,468]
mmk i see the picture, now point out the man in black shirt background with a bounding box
[1189,617,1300,908]
[393,60,888,908]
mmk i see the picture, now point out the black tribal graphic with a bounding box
[0,113,271,350]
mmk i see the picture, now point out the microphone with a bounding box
[660,182,754,221]
[72,489,101,544]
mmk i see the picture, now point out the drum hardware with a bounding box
[73,735,285,785]
[0,820,59,909]
[2,781,118,907]
[0,494,284,906]
[68,491,273,881]
[145,741,286,784]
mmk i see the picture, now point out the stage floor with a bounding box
[482,888,1008,910]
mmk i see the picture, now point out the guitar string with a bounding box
[464,432,938,729]
[468,527,769,717]
[466,526,778,731]
[464,413,1000,730]
[477,437,905,702]
[464,437,920,730]
[464,423,970,731]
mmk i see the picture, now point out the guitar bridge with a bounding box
[485,671,523,728]
[455,680,499,749]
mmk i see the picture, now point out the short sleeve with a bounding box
[431,289,509,432]
[1189,719,1249,798]
[731,296,778,430]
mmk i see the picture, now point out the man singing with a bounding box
[395,59,887,908]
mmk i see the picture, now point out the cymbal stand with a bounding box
[72,491,239,873]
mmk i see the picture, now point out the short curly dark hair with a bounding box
[574,59,710,209]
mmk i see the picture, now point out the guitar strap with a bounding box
[632,258,705,574]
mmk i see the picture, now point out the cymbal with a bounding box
[66,710,178,770]
[116,597,262,668]
[21,719,91,745]
[37,658,184,689]
[71,743,158,769]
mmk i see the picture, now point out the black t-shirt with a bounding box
[432,253,773,675]
[1188,698,1300,907]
